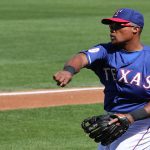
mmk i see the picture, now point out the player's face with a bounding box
[109,22,139,45]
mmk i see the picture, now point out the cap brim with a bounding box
[101,18,130,24]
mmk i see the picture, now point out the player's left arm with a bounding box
[129,101,150,122]
[110,102,150,125]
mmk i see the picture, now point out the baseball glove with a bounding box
[81,114,130,146]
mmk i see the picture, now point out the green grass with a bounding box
[0,104,104,150]
[0,0,150,91]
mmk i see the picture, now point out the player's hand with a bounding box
[81,114,130,145]
[53,71,73,87]
[108,113,134,125]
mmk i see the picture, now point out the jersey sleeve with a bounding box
[80,45,107,65]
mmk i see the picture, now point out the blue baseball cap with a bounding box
[101,8,144,28]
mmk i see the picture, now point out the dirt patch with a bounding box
[0,88,104,110]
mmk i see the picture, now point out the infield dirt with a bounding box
[0,88,104,110]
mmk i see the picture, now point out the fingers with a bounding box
[53,71,72,87]
[108,118,118,125]
[59,78,68,87]
[108,114,127,125]
[53,74,65,87]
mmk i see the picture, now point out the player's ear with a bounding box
[132,27,140,34]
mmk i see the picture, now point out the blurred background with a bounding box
[0,0,149,91]
[0,1,150,150]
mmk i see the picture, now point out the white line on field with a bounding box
[0,87,104,96]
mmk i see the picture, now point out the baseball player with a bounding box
[53,8,150,150]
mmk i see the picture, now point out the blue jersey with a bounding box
[81,43,150,113]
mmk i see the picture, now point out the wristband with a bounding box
[63,65,76,75]
[129,108,150,121]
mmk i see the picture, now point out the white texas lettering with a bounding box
[118,69,131,83]
[111,68,116,80]
[118,69,150,89]
[103,68,116,81]
[130,72,141,86]
[143,76,150,89]
[103,68,110,81]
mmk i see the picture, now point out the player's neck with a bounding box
[120,39,143,52]
[125,44,143,52]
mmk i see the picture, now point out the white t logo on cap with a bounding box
[113,9,123,17]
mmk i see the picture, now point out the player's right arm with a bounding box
[53,53,88,87]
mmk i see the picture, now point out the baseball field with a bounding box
[0,0,150,149]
